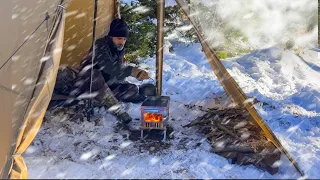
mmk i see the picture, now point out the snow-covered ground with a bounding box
[23,41,319,178]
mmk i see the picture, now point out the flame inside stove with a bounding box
[144,113,162,123]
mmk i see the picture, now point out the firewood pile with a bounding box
[185,108,281,174]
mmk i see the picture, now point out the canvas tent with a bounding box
[0,0,115,178]
[0,0,303,179]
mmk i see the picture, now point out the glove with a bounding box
[131,67,149,81]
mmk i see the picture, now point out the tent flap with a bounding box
[8,6,66,179]
[0,0,61,178]
[0,0,116,179]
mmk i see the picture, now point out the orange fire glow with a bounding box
[143,113,162,123]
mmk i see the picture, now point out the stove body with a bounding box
[140,96,170,141]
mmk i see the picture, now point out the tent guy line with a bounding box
[0,14,50,71]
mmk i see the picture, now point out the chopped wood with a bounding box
[215,122,242,141]
[186,107,281,175]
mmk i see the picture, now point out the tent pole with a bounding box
[156,0,165,96]
[88,0,99,121]
[114,0,121,19]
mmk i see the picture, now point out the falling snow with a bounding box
[24,42,319,178]
[18,0,319,178]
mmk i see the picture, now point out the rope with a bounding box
[0,1,68,71]
[0,13,50,70]
[57,4,66,10]
[0,3,67,99]
[0,84,26,98]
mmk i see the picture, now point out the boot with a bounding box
[93,84,132,124]
[115,111,132,124]
[92,84,119,107]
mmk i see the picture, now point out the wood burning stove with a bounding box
[140,96,170,141]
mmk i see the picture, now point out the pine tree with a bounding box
[121,0,194,64]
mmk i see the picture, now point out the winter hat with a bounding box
[108,18,129,37]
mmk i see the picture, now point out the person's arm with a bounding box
[118,64,134,79]
[118,49,134,79]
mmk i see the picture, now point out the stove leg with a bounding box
[141,129,144,140]
[162,130,166,142]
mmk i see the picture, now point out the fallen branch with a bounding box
[215,122,243,142]
[211,147,255,153]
